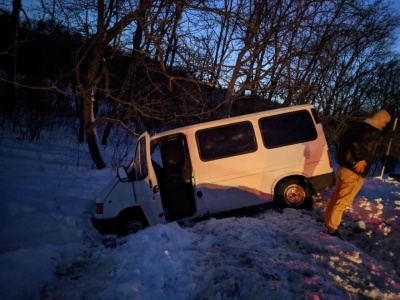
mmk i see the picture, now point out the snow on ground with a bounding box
[0,128,400,300]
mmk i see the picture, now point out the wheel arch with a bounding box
[117,206,150,232]
[272,174,314,208]
[272,174,315,198]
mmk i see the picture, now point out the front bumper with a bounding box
[91,216,118,235]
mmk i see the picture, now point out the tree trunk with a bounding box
[101,121,113,145]
[82,86,106,169]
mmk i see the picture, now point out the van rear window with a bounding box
[259,110,317,148]
[196,121,257,161]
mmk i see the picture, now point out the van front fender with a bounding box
[96,178,136,219]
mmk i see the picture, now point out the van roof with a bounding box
[150,104,315,139]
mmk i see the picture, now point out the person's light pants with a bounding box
[324,166,365,232]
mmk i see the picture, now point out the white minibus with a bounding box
[92,104,335,235]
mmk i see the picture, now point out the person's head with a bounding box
[370,109,391,130]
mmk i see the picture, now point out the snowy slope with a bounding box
[0,129,399,300]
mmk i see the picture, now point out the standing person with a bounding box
[324,110,391,239]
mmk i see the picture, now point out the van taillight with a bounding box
[96,203,104,214]
[328,150,332,168]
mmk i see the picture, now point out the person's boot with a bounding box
[327,229,343,240]
[324,224,343,240]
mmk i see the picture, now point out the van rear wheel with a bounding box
[275,177,311,209]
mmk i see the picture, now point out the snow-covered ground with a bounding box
[1,127,400,300]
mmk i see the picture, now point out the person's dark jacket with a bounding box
[336,122,382,177]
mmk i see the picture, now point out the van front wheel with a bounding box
[275,178,311,209]
[118,218,144,236]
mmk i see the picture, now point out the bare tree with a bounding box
[3,0,22,115]
[2,0,398,168]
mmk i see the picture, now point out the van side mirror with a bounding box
[117,166,130,182]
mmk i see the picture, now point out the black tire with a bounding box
[117,207,149,236]
[117,217,145,236]
[274,177,312,209]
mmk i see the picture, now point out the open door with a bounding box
[133,132,166,226]
[157,136,196,220]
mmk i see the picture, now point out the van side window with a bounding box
[259,110,317,149]
[196,121,257,161]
